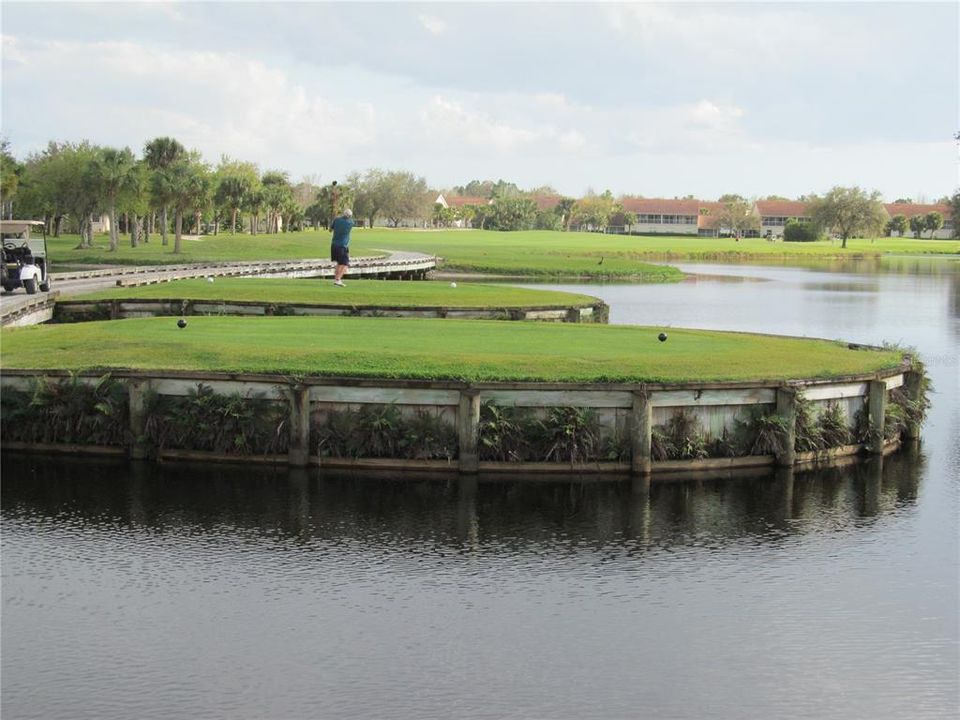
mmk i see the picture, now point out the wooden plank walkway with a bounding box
[0,252,437,326]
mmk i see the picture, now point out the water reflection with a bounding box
[1,450,923,553]
[4,257,956,720]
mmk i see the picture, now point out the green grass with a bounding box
[352,230,960,273]
[0,316,905,383]
[73,278,601,309]
[49,228,958,270]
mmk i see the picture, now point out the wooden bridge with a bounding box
[0,252,437,327]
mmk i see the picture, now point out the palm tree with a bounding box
[555,197,576,231]
[187,165,213,239]
[164,160,212,254]
[91,147,137,252]
[143,137,185,246]
[216,175,250,233]
[244,187,265,235]
[261,171,291,233]
[149,167,176,248]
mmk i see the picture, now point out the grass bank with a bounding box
[0,316,905,383]
[75,278,601,309]
[47,229,957,281]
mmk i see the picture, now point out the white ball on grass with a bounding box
[450,282,457,288]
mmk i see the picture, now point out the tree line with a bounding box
[0,137,957,252]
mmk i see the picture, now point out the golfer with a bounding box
[330,208,354,286]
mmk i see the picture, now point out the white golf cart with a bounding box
[1,220,50,294]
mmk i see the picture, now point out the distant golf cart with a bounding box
[1,220,50,294]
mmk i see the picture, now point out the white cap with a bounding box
[344,208,353,217]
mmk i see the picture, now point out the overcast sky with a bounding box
[2,1,957,201]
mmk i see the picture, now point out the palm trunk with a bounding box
[161,207,169,246]
[130,215,141,247]
[195,209,202,235]
[109,204,119,251]
[231,207,238,234]
[74,217,86,249]
[174,209,183,254]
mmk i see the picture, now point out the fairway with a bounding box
[76,278,601,309]
[0,316,905,383]
[47,229,958,280]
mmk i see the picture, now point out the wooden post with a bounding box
[458,389,481,474]
[457,476,479,545]
[630,389,652,475]
[903,371,923,440]
[867,380,887,455]
[863,456,883,516]
[288,385,311,467]
[775,387,797,467]
[775,466,794,521]
[128,379,150,460]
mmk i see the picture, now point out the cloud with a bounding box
[617,99,750,155]
[419,14,447,36]
[603,3,874,76]
[421,96,538,150]
[1,35,28,65]
[2,37,376,169]
[418,95,594,159]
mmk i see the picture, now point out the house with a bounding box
[434,194,491,228]
[618,198,700,235]
[434,194,490,210]
[530,195,562,212]
[90,213,111,234]
[754,200,812,238]
[696,201,730,237]
[883,203,954,239]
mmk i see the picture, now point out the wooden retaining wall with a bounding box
[0,362,919,478]
[53,299,608,324]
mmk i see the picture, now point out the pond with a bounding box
[2,258,958,719]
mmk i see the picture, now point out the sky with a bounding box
[1,1,957,201]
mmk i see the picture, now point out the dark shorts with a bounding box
[331,244,350,266]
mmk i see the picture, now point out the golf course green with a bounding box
[74,278,601,309]
[0,316,906,383]
[48,228,959,280]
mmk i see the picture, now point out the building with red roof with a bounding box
[618,198,700,235]
[883,203,953,238]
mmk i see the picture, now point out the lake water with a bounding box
[3,259,958,719]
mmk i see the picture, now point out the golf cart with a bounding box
[1,220,50,294]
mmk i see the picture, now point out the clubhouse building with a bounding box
[435,193,954,239]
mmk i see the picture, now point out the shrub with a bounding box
[355,404,405,457]
[852,356,930,447]
[402,409,458,461]
[601,429,631,462]
[734,407,789,456]
[144,383,288,455]
[478,401,537,462]
[316,408,362,458]
[783,220,823,243]
[706,427,741,458]
[794,393,825,452]
[817,401,853,448]
[1,374,129,446]
[479,401,618,464]
[539,406,602,464]
[652,408,708,460]
[650,426,672,461]
[316,404,458,460]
